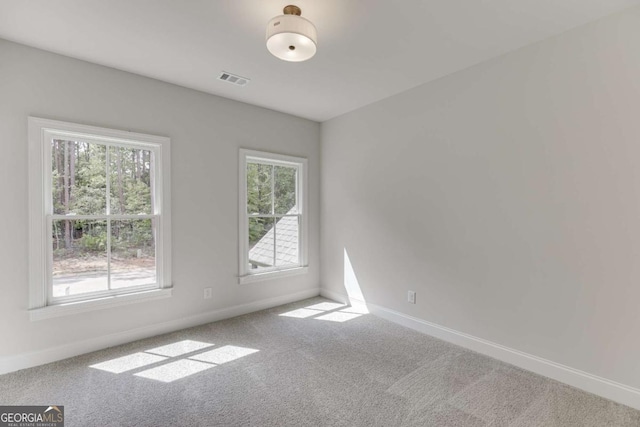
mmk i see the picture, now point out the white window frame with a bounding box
[28,117,172,320]
[239,149,308,284]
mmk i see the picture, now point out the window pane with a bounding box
[248,217,274,270]
[109,147,153,215]
[275,215,299,266]
[52,219,108,297]
[247,163,272,215]
[51,140,106,215]
[274,166,297,214]
[111,219,156,289]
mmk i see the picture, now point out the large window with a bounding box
[28,118,172,319]
[239,149,308,283]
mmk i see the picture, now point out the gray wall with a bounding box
[0,39,320,360]
[321,7,640,388]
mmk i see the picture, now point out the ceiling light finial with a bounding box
[283,5,301,16]
[266,4,317,62]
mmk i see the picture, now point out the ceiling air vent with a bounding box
[218,71,250,87]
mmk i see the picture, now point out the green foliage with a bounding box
[112,219,154,258]
[246,162,297,245]
[125,181,153,214]
[51,141,298,256]
[249,219,266,246]
[274,166,296,214]
[247,163,272,215]
[80,232,107,252]
[249,217,275,247]
[52,141,107,215]
[51,140,154,256]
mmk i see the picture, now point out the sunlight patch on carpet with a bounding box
[279,308,324,318]
[90,352,167,374]
[339,303,369,314]
[146,340,214,357]
[315,312,363,323]
[304,302,347,311]
[190,345,259,365]
[279,300,367,321]
[134,359,214,383]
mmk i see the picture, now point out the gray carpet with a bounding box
[1,297,639,426]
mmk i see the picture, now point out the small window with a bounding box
[239,149,308,283]
[28,118,172,319]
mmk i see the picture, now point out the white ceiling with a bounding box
[1,0,638,122]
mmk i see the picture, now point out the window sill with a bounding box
[29,288,173,321]
[238,266,308,285]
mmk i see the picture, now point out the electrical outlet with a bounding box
[203,287,212,299]
[407,290,416,304]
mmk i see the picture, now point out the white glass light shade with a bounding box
[266,14,317,62]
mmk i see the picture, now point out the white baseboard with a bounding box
[0,287,320,375]
[320,288,640,411]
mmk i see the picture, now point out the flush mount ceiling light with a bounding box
[266,5,317,62]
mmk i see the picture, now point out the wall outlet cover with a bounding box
[408,290,416,304]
